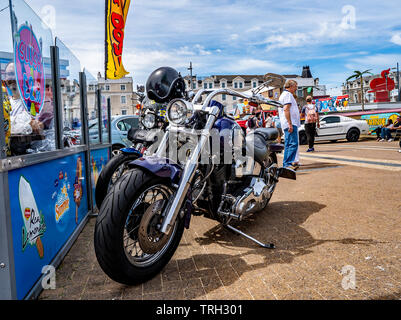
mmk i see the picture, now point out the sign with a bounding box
[361,112,400,131]
[14,25,45,117]
[105,0,131,80]
[313,95,349,113]
[9,153,88,299]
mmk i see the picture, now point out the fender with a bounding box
[269,143,284,153]
[120,147,143,156]
[128,156,182,184]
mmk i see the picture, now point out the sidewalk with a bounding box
[39,147,401,300]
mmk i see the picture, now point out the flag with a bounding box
[105,0,131,80]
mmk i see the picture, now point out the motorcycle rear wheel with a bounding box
[94,168,185,285]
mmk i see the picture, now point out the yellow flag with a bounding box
[105,0,131,79]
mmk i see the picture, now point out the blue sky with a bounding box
[26,0,401,95]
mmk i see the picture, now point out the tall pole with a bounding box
[397,62,401,101]
[188,62,193,89]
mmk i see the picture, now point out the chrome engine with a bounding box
[217,163,278,221]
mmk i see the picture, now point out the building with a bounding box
[341,71,400,104]
[184,66,326,113]
[87,73,140,119]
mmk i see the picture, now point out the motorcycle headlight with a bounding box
[142,113,156,129]
[167,99,194,126]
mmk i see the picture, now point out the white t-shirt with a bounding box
[278,90,300,130]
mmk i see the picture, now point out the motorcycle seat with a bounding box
[254,128,279,141]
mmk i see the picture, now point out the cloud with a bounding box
[391,33,401,46]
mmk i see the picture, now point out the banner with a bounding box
[105,0,131,79]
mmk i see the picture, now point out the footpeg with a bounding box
[225,225,275,249]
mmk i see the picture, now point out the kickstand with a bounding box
[224,224,275,249]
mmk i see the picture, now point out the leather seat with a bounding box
[254,128,279,141]
[245,128,278,163]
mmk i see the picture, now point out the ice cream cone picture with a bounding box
[19,176,46,259]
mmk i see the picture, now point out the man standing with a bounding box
[278,80,300,168]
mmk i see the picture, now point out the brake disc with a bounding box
[138,199,173,254]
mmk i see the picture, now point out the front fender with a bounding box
[128,156,182,184]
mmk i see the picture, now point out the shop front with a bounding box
[0,0,110,299]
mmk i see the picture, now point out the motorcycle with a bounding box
[94,67,296,285]
[94,96,169,208]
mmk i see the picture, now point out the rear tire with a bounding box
[95,153,140,209]
[346,128,360,142]
[94,169,185,285]
[299,131,308,145]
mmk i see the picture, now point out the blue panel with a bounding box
[8,153,89,299]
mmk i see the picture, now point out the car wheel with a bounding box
[346,128,360,142]
[299,131,308,145]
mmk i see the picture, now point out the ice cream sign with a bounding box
[14,25,45,117]
[19,176,46,258]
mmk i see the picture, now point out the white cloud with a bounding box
[390,33,401,46]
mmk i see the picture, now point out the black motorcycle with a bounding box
[94,97,168,208]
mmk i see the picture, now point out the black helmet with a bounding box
[146,67,186,103]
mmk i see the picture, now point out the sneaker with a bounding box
[306,148,313,152]
[388,139,393,142]
[379,139,385,142]
[311,147,315,152]
[399,150,401,153]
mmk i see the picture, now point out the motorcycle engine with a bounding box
[218,177,271,221]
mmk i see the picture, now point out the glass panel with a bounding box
[100,93,109,143]
[4,0,56,156]
[56,38,82,147]
[87,83,99,145]
[0,0,13,157]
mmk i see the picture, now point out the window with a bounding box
[204,83,207,89]
[105,85,110,91]
[121,96,126,104]
[221,82,226,88]
[233,96,237,101]
[239,82,243,89]
[222,94,226,101]
[121,84,126,91]
[121,109,127,115]
[192,82,196,89]
[322,116,341,124]
[209,83,213,89]
[297,89,304,97]
[253,82,257,88]
[123,117,139,130]
[234,82,238,89]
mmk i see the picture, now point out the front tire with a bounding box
[94,169,185,285]
[95,152,140,209]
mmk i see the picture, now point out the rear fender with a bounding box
[128,156,182,184]
[269,143,284,153]
[120,147,142,156]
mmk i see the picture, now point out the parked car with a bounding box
[88,115,140,154]
[298,115,369,145]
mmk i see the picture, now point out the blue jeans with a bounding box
[283,125,299,168]
[381,128,392,140]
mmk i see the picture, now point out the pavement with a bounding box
[39,138,401,300]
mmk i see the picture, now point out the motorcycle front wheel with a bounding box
[95,152,140,209]
[94,168,185,285]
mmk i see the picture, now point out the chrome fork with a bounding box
[160,106,220,234]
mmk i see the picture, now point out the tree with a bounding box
[346,69,373,111]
